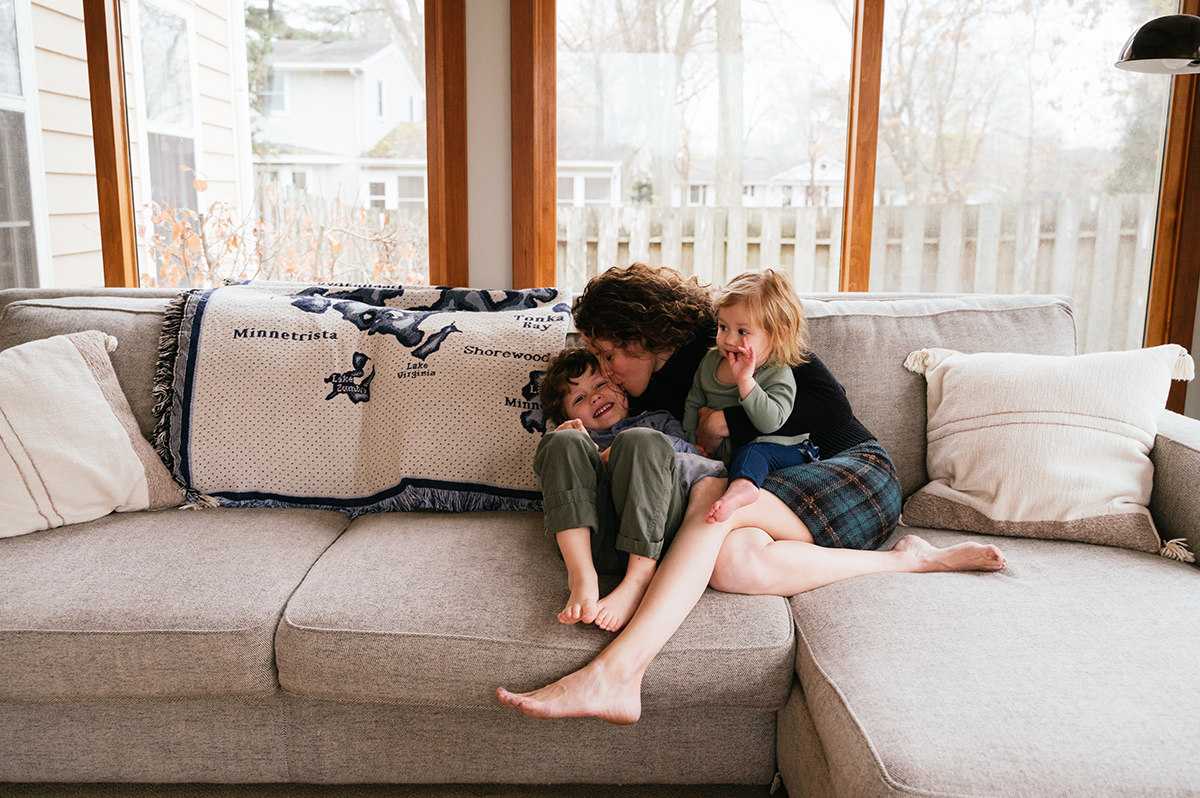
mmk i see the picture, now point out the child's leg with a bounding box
[599,428,688,632]
[709,442,815,523]
[534,429,621,624]
[555,527,599,625]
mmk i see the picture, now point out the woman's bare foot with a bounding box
[496,661,643,725]
[707,478,760,523]
[557,581,599,625]
[594,570,654,632]
[893,534,1006,572]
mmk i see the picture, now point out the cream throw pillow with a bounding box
[902,344,1195,554]
[0,331,183,538]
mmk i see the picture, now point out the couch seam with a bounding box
[793,619,1002,798]
[277,618,795,653]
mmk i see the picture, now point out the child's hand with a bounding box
[555,418,588,434]
[728,346,758,397]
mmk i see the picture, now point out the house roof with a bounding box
[269,40,395,69]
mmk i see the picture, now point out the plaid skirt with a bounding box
[762,439,901,551]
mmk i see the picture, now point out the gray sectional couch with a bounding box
[2,287,1199,796]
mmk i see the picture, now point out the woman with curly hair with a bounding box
[497,263,1006,725]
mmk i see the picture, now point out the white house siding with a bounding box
[31,0,104,287]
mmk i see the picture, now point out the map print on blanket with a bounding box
[155,282,571,514]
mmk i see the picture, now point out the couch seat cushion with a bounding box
[790,527,1200,797]
[276,511,795,712]
[0,508,348,700]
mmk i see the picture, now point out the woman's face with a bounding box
[587,338,661,398]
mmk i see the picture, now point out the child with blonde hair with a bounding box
[683,269,819,523]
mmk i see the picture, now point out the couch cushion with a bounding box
[0,507,348,700]
[0,294,174,441]
[801,294,1076,498]
[276,511,795,711]
[789,527,1200,797]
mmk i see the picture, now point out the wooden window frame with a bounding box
[82,0,469,288]
[81,0,1200,400]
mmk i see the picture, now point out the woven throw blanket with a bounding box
[154,282,571,514]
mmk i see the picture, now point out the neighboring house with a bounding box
[674,157,849,208]
[556,161,622,208]
[2,0,252,288]
[253,40,427,209]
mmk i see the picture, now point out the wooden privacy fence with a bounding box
[556,194,1156,354]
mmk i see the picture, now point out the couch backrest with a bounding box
[801,293,1076,496]
[0,288,1077,498]
[0,289,177,442]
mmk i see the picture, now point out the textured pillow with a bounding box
[902,344,1195,554]
[0,331,183,538]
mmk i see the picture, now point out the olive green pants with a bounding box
[533,427,688,575]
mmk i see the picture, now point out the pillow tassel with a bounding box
[179,492,222,510]
[1171,348,1195,381]
[1159,537,1196,563]
[904,349,934,375]
[103,334,118,353]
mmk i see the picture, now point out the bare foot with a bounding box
[557,581,599,625]
[496,662,643,725]
[594,572,654,632]
[893,534,1006,572]
[707,478,760,524]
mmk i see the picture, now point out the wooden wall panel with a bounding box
[425,0,469,287]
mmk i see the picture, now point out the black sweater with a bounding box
[633,340,875,458]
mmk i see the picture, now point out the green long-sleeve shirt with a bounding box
[682,348,811,465]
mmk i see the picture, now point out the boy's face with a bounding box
[563,365,629,430]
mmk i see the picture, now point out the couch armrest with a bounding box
[1150,410,1200,563]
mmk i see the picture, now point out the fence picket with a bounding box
[899,204,925,292]
[693,208,716,284]
[597,208,619,275]
[760,209,782,270]
[1051,199,1079,298]
[1128,194,1156,349]
[565,207,587,289]
[795,207,817,292]
[628,206,651,264]
[662,209,682,272]
[1014,202,1040,294]
[974,204,1002,293]
[936,204,964,293]
[827,207,843,292]
[1087,196,1122,354]
[725,206,747,281]
[869,206,889,291]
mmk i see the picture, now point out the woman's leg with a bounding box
[497,477,733,724]
[497,482,1005,724]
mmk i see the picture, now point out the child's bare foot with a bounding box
[557,581,599,625]
[497,661,643,725]
[707,478,760,523]
[893,534,1006,572]
[594,572,654,632]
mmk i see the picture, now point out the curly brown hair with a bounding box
[539,347,600,427]
[571,263,715,354]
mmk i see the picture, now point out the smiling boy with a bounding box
[534,348,725,632]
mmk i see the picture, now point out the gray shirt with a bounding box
[587,410,726,494]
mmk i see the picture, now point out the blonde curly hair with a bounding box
[714,269,809,368]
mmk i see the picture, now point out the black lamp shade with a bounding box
[1117,14,1200,73]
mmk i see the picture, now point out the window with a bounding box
[0,0,42,290]
[557,176,575,205]
[557,1,851,290]
[583,177,611,206]
[397,175,425,207]
[872,0,1171,354]
[368,181,387,210]
[262,70,287,114]
[292,171,307,191]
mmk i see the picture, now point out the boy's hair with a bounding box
[571,263,715,355]
[540,347,600,426]
[714,269,810,368]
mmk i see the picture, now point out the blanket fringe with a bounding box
[152,290,198,480]
[179,492,222,510]
[1159,537,1196,563]
[1171,347,1195,381]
